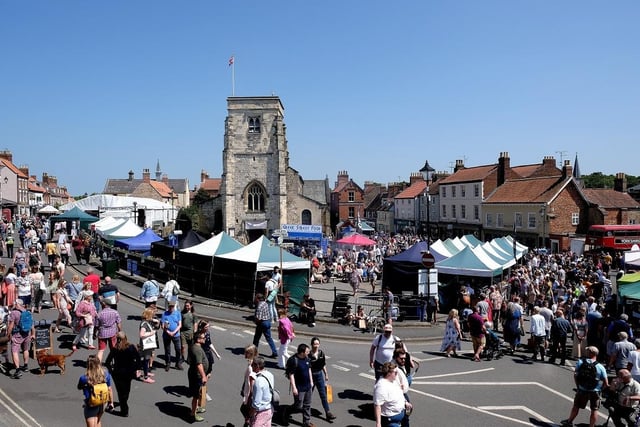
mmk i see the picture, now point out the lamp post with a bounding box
[0,175,7,224]
[539,204,546,249]
[133,201,137,226]
[425,188,430,250]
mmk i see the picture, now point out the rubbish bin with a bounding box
[101,258,118,279]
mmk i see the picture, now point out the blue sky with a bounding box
[2,1,638,196]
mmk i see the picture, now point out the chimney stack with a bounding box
[497,151,510,186]
[614,172,628,193]
[142,169,151,183]
[562,160,573,179]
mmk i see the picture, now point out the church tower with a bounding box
[220,96,289,241]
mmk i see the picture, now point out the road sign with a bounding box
[272,229,289,238]
[421,251,435,269]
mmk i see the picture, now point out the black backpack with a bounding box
[576,359,599,390]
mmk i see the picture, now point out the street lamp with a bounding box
[419,160,434,249]
[0,175,7,223]
[133,201,137,226]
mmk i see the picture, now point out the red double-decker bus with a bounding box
[586,224,640,251]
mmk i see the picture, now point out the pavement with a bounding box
[67,260,446,344]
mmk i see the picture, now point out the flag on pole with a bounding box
[228,56,234,66]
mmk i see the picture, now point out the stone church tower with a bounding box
[203,96,330,242]
[220,96,289,241]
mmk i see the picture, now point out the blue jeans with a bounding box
[253,320,277,355]
[382,410,405,427]
[312,370,331,414]
[163,334,182,367]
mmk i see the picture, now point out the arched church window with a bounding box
[248,117,261,133]
[247,184,265,212]
[301,210,312,225]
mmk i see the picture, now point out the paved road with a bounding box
[0,259,619,426]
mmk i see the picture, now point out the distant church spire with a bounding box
[155,159,162,181]
[572,153,581,179]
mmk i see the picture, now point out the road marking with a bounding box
[332,364,350,372]
[336,360,359,368]
[413,381,608,421]
[413,367,494,380]
[410,387,532,426]
[0,386,42,427]
[359,372,376,380]
[210,325,226,331]
[478,406,553,424]
[231,332,245,338]
[243,330,254,335]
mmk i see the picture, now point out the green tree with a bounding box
[192,188,211,205]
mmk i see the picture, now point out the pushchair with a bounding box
[601,387,640,426]
[483,325,504,361]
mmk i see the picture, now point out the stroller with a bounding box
[483,323,504,361]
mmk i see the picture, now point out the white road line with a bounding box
[410,388,532,426]
[332,364,350,372]
[210,325,226,331]
[0,386,41,427]
[243,330,254,335]
[478,406,553,424]
[231,332,245,338]
[415,381,608,420]
[336,360,359,368]
[359,372,376,380]
[413,367,494,380]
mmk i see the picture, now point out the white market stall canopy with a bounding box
[180,232,244,257]
[215,235,310,271]
[60,195,178,227]
[97,219,143,241]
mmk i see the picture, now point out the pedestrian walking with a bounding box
[278,309,295,369]
[241,345,259,427]
[95,299,122,363]
[309,337,336,422]
[440,309,462,358]
[77,354,114,427]
[373,361,412,427]
[560,346,608,427]
[249,356,275,427]
[282,343,314,427]
[188,331,209,423]
[252,293,277,358]
[370,324,403,380]
[105,331,140,417]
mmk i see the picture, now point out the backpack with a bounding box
[17,309,33,333]
[29,254,39,266]
[172,284,180,296]
[87,382,109,407]
[576,359,599,390]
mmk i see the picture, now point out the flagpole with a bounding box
[229,55,235,96]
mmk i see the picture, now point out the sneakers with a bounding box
[326,412,336,421]
[165,365,170,372]
[20,365,28,372]
[192,414,204,422]
[11,370,22,379]
[560,420,573,427]
[142,377,155,383]
[175,365,184,371]
[196,407,206,413]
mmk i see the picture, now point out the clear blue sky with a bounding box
[2,1,638,196]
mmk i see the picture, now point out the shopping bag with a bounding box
[326,383,333,404]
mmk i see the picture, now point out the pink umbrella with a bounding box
[336,233,376,246]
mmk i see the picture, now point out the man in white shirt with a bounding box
[530,306,547,362]
[370,324,402,380]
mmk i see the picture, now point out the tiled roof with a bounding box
[438,164,496,184]
[103,179,138,194]
[0,159,28,178]
[333,179,363,193]
[512,164,540,178]
[149,180,173,198]
[484,176,569,203]
[583,189,640,209]
[394,181,428,199]
[201,178,221,192]
[28,182,45,193]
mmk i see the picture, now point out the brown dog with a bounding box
[36,348,75,376]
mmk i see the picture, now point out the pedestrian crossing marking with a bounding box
[331,364,350,372]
